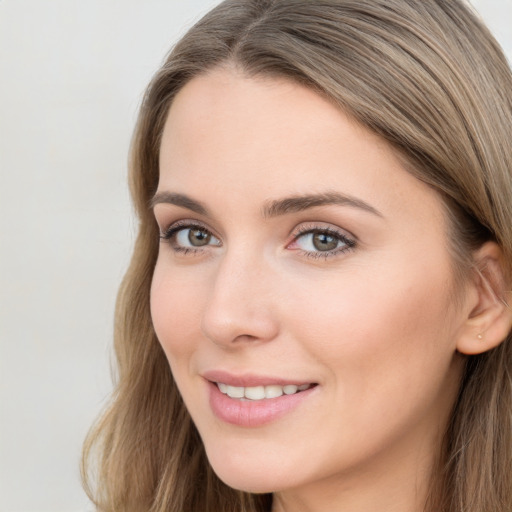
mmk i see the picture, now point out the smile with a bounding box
[216,382,313,400]
[206,376,318,427]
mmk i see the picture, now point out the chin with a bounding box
[204,443,297,494]
[214,470,284,495]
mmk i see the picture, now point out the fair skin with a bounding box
[150,67,508,512]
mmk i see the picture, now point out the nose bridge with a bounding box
[201,245,279,346]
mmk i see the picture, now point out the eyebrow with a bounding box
[150,192,208,215]
[262,191,383,218]
[150,190,382,218]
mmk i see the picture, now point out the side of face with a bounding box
[150,68,477,497]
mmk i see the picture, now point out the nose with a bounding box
[200,250,280,348]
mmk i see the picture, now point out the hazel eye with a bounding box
[291,228,355,257]
[176,227,214,247]
[307,232,340,251]
[160,223,221,251]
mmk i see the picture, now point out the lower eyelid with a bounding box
[299,244,355,259]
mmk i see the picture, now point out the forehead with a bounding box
[158,67,444,229]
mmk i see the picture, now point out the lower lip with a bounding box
[208,381,316,427]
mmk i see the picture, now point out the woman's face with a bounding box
[151,68,468,502]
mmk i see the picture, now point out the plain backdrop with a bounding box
[0,1,510,511]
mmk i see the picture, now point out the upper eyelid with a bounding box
[290,222,356,242]
[159,219,217,236]
[290,228,355,248]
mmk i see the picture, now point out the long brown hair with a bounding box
[82,1,512,510]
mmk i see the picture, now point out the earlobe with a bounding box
[456,242,512,355]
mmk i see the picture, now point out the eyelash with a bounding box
[290,225,356,260]
[159,221,356,259]
[159,220,218,255]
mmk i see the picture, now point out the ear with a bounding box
[457,241,512,355]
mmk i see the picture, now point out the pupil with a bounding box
[189,229,211,247]
[313,232,338,251]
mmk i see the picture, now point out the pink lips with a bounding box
[202,370,317,427]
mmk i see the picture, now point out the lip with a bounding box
[203,371,318,427]
[202,369,313,388]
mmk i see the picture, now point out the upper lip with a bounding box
[201,370,316,388]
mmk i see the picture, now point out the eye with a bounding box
[176,227,213,247]
[298,232,341,252]
[160,222,221,252]
[289,226,355,258]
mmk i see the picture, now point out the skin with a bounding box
[150,67,476,512]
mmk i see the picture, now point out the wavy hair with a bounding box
[82,1,512,510]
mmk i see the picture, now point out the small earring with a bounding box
[477,333,484,340]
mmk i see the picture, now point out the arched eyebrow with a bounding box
[262,192,383,218]
[150,192,208,215]
[150,190,382,218]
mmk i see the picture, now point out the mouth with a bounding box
[205,374,318,427]
[215,382,315,401]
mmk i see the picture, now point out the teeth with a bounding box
[217,382,312,400]
[265,385,283,398]
[283,384,298,395]
[226,385,244,398]
[244,386,265,400]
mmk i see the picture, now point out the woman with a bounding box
[82,1,512,511]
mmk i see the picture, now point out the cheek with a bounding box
[272,257,462,470]
[150,261,205,361]
[284,254,459,395]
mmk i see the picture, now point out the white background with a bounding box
[0,1,510,511]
